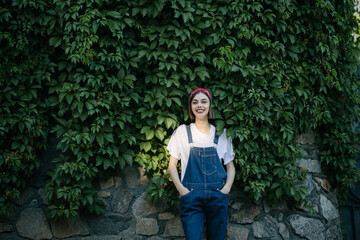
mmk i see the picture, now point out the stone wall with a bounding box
[0,132,342,240]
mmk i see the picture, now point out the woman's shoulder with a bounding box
[217,128,232,141]
[171,124,187,136]
[176,124,187,131]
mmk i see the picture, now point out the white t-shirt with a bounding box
[167,123,235,181]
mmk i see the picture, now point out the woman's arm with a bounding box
[168,155,190,196]
[220,161,235,194]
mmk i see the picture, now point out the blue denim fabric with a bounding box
[180,189,228,240]
[179,126,229,240]
[182,146,227,189]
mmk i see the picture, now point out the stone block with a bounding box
[111,189,134,213]
[278,213,284,222]
[0,222,14,233]
[301,145,320,160]
[227,224,250,240]
[304,175,315,195]
[98,191,111,198]
[230,204,260,224]
[120,234,142,240]
[138,166,149,185]
[231,202,244,210]
[296,159,322,173]
[315,177,332,193]
[162,217,185,237]
[100,177,114,190]
[136,218,159,236]
[124,166,140,189]
[132,192,158,218]
[114,176,123,187]
[38,188,48,205]
[119,226,143,240]
[156,198,169,213]
[16,208,52,240]
[326,225,340,240]
[16,186,36,206]
[147,237,166,240]
[87,213,131,235]
[320,195,339,221]
[69,236,122,240]
[50,218,89,238]
[296,130,315,145]
[158,212,174,220]
[251,215,278,238]
[296,196,319,214]
[264,200,288,213]
[279,222,290,240]
[288,214,325,240]
[0,232,24,240]
[28,199,39,208]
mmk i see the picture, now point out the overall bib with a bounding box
[179,126,229,240]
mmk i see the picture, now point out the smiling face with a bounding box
[191,92,210,120]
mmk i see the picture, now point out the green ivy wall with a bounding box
[1,0,360,220]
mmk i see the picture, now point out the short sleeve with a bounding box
[223,135,235,165]
[167,128,181,160]
[218,130,235,165]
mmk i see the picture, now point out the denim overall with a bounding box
[179,125,229,240]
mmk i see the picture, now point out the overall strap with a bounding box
[187,125,218,145]
[214,133,219,145]
[186,125,193,144]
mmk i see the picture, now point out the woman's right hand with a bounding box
[168,156,190,197]
[179,187,190,196]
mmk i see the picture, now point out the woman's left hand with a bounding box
[220,161,235,195]
[220,186,230,194]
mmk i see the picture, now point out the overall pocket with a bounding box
[201,154,217,175]
[179,189,194,199]
[216,188,229,196]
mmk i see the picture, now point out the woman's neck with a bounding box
[194,119,211,134]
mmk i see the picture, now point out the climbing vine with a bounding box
[1,0,359,219]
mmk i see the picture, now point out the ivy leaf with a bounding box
[96,134,104,147]
[107,11,121,19]
[122,154,133,166]
[141,142,152,152]
[145,129,154,140]
[49,37,62,47]
[155,129,165,141]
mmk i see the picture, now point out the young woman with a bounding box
[167,88,236,240]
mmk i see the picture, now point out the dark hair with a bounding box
[187,90,215,120]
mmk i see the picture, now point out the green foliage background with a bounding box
[1,0,360,219]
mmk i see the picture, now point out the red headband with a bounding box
[189,88,211,100]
